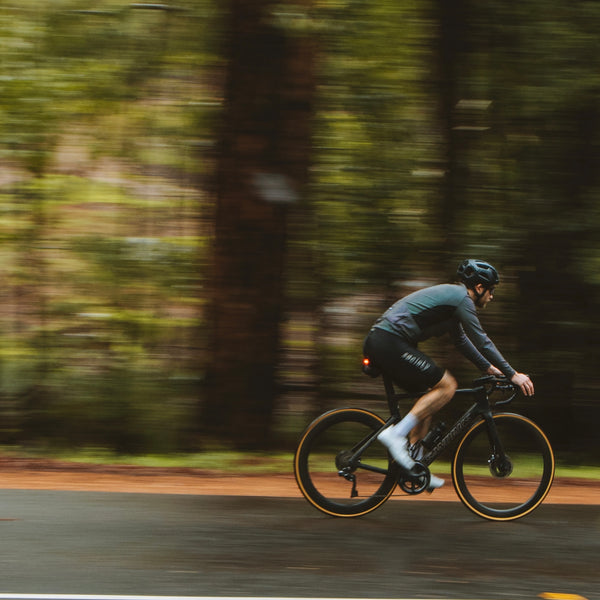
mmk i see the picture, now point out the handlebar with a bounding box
[472,374,504,386]
[472,374,510,388]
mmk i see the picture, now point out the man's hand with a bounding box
[511,372,535,396]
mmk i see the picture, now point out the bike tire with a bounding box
[452,413,554,521]
[294,408,398,517]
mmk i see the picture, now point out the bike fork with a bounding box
[483,412,512,477]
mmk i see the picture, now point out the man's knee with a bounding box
[437,371,457,399]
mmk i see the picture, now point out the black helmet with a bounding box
[457,259,499,289]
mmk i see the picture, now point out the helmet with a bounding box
[456,259,499,289]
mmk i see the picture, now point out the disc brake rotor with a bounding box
[489,454,513,478]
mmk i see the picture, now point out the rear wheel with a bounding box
[452,413,554,521]
[294,408,398,517]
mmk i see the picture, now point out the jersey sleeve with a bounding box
[450,322,492,372]
[454,297,516,379]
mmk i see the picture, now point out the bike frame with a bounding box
[420,386,505,467]
[377,374,514,471]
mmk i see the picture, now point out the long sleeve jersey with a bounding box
[373,283,516,379]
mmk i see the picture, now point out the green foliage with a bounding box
[305,0,438,292]
[0,174,204,453]
[0,0,598,457]
[0,0,216,453]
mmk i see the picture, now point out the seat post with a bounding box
[383,374,400,418]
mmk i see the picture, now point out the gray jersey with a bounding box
[374,283,516,379]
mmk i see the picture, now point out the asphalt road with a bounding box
[0,490,598,599]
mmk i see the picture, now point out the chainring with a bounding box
[398,462,430,495]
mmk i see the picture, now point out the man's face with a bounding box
[474,284,494,308]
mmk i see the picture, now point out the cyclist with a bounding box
[363,259,534,490]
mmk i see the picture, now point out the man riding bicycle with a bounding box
[363,259,534,490]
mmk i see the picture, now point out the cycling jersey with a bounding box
[373,283,516,379]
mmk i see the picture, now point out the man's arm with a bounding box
[454,298,516,379]
[450,323,493,372]
[455,297,534,395]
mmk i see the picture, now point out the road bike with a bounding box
[294,364,554,521]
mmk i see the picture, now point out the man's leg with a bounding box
[409,417,430,448]
[392,370,457,446]
[410,370,457,422]
[378,371,457,482]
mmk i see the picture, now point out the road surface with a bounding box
[0,490,598,599]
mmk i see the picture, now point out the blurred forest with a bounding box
[0,0,598,461]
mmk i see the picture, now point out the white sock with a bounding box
[392,412,419,438]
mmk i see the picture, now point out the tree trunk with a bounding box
[202,0,315,449]
[434,0,470,264]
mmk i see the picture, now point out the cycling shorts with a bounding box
[363,327,444,394]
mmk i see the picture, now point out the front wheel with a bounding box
[294,408,398,517]
[452,413,554,521]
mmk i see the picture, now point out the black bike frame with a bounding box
[380,374,508,469]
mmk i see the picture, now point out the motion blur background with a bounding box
[0,1,597,464]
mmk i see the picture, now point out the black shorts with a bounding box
[363,327,444,394]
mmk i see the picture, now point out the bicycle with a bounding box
[294,361,554,521]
